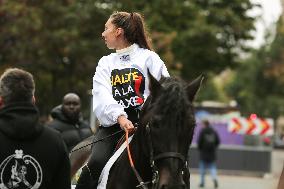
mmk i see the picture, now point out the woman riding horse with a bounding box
[75,11,170,189]
[71,73,203,189]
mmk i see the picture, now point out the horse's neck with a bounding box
[129,128,152,176]
[106,130,152,189]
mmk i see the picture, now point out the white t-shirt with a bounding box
[92,43,170,126]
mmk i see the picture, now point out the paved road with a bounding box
[72,149,284,189]
[73,175,278,189]
[190,149,284,189]
[190,173,278,189]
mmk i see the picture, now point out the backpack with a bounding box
[203,132,216,150]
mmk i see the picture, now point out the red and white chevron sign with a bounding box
[228,117,274,136]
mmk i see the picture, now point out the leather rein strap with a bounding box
[126,129,149,189]
[125,124,187,189]
[154,152,186,162]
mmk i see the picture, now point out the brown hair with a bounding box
[110,11,152,50]
[0,68,35,104]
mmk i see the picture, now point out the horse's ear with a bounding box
[186,74,204,102]
[148,69,162,99]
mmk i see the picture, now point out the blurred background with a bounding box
[1,0,284,188]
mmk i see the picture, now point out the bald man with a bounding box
[47,93,93,152]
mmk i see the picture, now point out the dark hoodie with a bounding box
[0,102,71,189]
[197,126,220,163]
[47,105,93,152]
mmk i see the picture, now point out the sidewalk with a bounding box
[190,149,284,189]
[71,150,284,189]
[72,174,278,189]
[190,173,278,189]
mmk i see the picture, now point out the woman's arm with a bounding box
[92,58,127,127]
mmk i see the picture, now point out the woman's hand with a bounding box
[117,115,134,132]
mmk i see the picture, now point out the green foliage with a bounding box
[195,74,226,102]
[0,0,109,116]
[195,79,220,101]
[225,47,284,119]
[0,0,258,118]
[171,0,256,79]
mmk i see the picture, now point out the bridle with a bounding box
[126,120,189,189]
[145,122,189,189]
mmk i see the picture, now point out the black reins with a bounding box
[70,129,124,154]
[154,152,186,163]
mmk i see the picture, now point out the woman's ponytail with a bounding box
[110,11,152,50]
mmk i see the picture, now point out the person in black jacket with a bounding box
[197,120,220,189]
[0,68,71,189]
[47,93,93,152]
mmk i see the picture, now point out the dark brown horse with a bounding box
[70,73,203,189]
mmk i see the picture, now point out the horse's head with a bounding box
[140,72,203,189]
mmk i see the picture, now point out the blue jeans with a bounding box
[199,160,218,185]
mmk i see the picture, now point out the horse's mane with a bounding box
[151,77,195,132]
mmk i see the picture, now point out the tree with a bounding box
[0,0,110,116]
[0,0,259,117]
[172,0,256,79]
[225,45,284,119]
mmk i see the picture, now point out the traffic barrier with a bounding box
[228,117,274,136]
